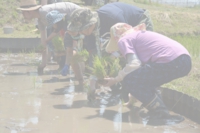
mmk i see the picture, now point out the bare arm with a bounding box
[65,47,74,65]
[40,29,47,46]
[46,32,58,43]
[38,27,48,67]
[114,53,141,82]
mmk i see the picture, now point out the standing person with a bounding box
[17,0,80,75]
[45,10,75,70]
[61,2,154,88]
[38,0,63,65]
[103,23,191,125]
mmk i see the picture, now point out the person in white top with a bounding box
[17,0,80,74]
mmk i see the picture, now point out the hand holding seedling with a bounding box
[104,77,117,87]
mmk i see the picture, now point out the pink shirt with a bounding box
[118,31,190,64]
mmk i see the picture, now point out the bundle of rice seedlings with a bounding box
[71,49,89,63]
[92,56,107,80]
[108,58,121,77]
[52,36,65,52]
[89,56,121,84]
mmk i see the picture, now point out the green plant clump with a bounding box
[52,36,65,52]
[91,56,121,80]
[71,49,89,63]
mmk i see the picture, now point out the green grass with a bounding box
[171,36,200,58]
[1,0,200,37]
[162,36,200,100]
[163,58,200,100]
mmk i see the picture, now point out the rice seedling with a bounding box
[52,36,65,52]
[71,49,89,63]
[89,56,121,84]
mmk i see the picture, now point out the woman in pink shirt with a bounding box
[104,23,192,125]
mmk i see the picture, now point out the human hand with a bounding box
[61,64,69,76]
[104,77,117,87]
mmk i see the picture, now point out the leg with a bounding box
[57,54,66,70]
[71,62,84,83]
[123,55,191,105]
[122,55,191,125]
[123,93,137,108]
[46,27,54,62]
[38,47,47,75]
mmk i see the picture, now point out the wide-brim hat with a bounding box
[106,23,146,53]
[17,0,41,11]
[46,10,66,28]
[67,8,98,32]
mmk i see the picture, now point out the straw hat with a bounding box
[17,0,41,11]
[105,23,146,53]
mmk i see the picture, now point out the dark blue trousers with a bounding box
[122,54,192,105]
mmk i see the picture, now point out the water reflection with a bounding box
[9,117,38,133]
[163,127,177,133]
[0,65,3,72]
[33,98,41,114]
[65,80,75,93]
[64,94,74,108]
[17,117,38,127]
[99,105,106,116]
[29,72,43,89]
[113,107,122,132]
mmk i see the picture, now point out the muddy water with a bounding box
[0,53,199,133]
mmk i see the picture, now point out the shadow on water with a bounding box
[53,83,122,110]
[84,106,186,126]
[42,70,62,75]
[53,97,121,109]
[51,82,85,95]
[50,79,191,127]
[85,107,143,124]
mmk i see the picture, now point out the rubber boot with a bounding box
[142,95,184,126]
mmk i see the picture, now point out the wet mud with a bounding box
[0,53,199,133]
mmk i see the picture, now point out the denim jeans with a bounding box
[121,54,192,105]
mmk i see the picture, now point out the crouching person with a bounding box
[103,23,192,125]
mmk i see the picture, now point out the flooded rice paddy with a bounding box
[0,53,199,133]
